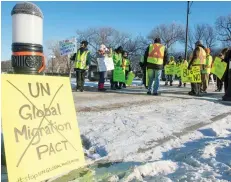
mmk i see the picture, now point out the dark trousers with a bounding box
[191,83,200,95]
[165,75,173,84]
[99,71,106,84]
[217,78,223,91]
[76,70,85,89]
[224,64,230,93]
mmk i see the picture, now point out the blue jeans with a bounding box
[148,69,162,93]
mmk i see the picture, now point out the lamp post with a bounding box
[50,55,56,75]
[184,1,193,60]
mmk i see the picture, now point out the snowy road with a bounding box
[69,79,231,181]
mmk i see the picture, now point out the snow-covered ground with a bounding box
[70,79,231,181]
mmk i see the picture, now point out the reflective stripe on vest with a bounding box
[193,47,206,65]
[75,50,89,69]
[147,43,165,65]
[122,59,130,71]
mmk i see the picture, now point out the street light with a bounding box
[49,55,56,75]
[184,1,193,60]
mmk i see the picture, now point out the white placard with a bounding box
[59,37,77,56]
[97,57,114,72]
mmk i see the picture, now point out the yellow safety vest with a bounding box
[193,47,206,65]
[147,43,165,65]
[202,55,213,74]
[113,52,122,67]
[75,50,89,70]
[122,58,131,71]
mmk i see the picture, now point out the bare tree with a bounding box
[45,40,72,74]
[124,35,150,72]
[181,24,217,51]
[76,27,131,64]
[215,14,231,44]
[148,23,185,50]
[76,27,150,73]
[203,24,217,48]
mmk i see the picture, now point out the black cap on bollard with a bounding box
[11,2,45,74]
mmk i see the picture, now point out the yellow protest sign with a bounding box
[211,57,227,80]
[1,74,85,182]
[164,65,175,75]
[181,67,191,83]
[175,65,182,77]
[126,71,135,86]
[190,66,201,83]
[181,66,201,83]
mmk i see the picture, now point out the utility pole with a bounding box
[185,1,192,60]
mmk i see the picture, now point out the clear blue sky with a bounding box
[1,1,231,60]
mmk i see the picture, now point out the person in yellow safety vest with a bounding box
[201,48,213,93]
[165,56,176,86]
[177,56,188,87]
[188,40,206,96]
[111,46,123,90]
[214,48,229,92]
[71,40,91,92]
[120,51,131,88]
[143,37,168,96]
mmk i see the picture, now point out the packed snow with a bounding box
[70,78,231,181]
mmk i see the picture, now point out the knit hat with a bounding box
[99,44,108,52]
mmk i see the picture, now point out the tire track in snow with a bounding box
[137,111,231,153]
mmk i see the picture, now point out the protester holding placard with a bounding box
[144,37,168,95]
[188,40,206,96]
[165,56,176,86]
[97,44,111,92]
[223,49,231,100]
[71,41,91,92]
[201,48,213,93]
[111,46,123,90]
[178,57,188,87]
[120,51,131,88]
[214,48,229,92]
[223,48,231,94]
